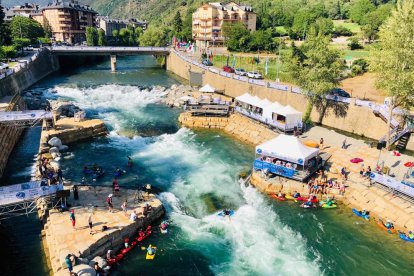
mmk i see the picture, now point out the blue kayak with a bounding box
[352,208,370,220]
[217,210,235,217]
[399,233,414,243]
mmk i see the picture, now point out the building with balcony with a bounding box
[192,2,256,49]
[97,16,148,37]
[33,0,97,44]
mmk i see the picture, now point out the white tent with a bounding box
[263,102,284,121]
[235,93,260,106]
[255,134,319,165]
[276,105,302,130]
[256,98,273,109]
[199,84,216,93]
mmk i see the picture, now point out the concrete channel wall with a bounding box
[166,51,399,144]
[0,49,60,179]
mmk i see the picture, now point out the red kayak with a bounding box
[120,240,138,254]
[270,194,286,201]
[302,197,319,203]
[107,254,123,265]
[137,225,152,242]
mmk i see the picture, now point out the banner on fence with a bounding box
[233,75,248,82]
[370,172,414,198]
[209,68,219,74]
[0,182,63,205]
[248,79,266,86]
[355,99,374,108]
[291,87,301,94]
[326,95,351,104]
[268,82,289,91]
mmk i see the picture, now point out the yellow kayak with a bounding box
[285,194,298,202]
[146,247,157,260]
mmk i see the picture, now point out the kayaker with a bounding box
[160,221,168,230]
[147,244,156,255]
[65,254,73,275]
[361,209,368,216]
[408,231,414,240]
[304,201,313,207]
[223,209,231,216]
[385,220,394,229]
[293,191,301,198]
[127,156,133,167]
[94,262,104,276]
[106,250,113,260]
[124,238,129,249]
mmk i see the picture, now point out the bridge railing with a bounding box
[49,46,170,52]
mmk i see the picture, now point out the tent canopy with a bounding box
[255,134,319,165]
[256,98,273,109]
[263,102,284,120]
[199,84,216,93]
[236,93,261,106]
[278,105,302,117]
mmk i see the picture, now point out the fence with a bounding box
[370,172,414,200]
[0,49,43,80]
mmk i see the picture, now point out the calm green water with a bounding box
[1,56,413,276]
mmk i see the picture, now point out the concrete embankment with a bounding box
[166,50,410,146]
[44,186,164,275]
[0,49,59,179]
[179,112,276,145]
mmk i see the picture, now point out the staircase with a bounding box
[396,132,412,151]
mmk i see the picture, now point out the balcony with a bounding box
[59,20,72,25]
[200,18,211,21]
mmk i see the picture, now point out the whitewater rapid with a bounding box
[50,84,321,275]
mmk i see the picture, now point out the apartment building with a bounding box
[33,0,97,44]
[4,3,40,21]
[97,16,148,37]
[192,2,256,48]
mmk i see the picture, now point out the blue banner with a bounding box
[253,160,295,178]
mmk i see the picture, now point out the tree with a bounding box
[361,4,393,42]
[222,22,250,51]
[369,0,414,149]
[286,28,345,124]
[347,37,363,50]
[312,18,334,36]
[349,0,376,24]
[173,11,183,34]
[139,27,167,47]
[10,16,44,44]
[334,25,353,36]
[1,45,17,59]
[12,37,30,53]
[97,28,106,46]
[86,27,98,46]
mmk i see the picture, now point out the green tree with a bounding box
[347,37,363,50]
[97,28,106,46]
[349,0,376,24]
[369,0,414,149]
[86,27,98,46]
[1,45,17,59]
[312,18,334,36]
[12,37,30,53]
[10,16,44,44]
[361,4,393,42]
[286,28,345,124]
[222,22,250,51]
[173,11,183,34]
[139,27,167,47]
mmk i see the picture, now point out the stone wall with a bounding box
[250,172,414,232]
[178,112,229,129]
[166,51,388,141]
[0,49,59,98]
[0,95,26,178]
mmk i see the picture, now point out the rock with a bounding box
[59,145,69,152]
[72,264,96,276]
[49,161,60,170]
[24,92,33,97]
[89,256,107,269]
[48,137,62,147]
[49,147,60,154]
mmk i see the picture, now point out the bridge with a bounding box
[0,110,53,127]
[48,46,171,72]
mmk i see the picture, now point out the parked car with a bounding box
[329,88,350,98]
[247,71,263,79]
[202,59,213,66]
[234,68,247,76]
[223,65,235,73]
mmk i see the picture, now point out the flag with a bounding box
[232,56,236,68]
[226,55,229,66]
[265,57,269,76]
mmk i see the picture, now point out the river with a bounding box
[1,56,413,276]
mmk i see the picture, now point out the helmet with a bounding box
[109,194,113,197]
[409,231,412,234]
[362,208,366,211]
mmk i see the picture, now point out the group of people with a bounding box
[307,170,346,196]
[38,155,63,185]
[259,156,297,170]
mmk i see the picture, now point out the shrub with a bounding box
[334,25,353,36]
[347,37,363,50]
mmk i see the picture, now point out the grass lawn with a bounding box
[211,54,291,82]
[333,20,362,34]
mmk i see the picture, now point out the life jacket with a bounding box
[106,197,111,203]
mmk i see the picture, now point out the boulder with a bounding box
[48,137,62,147]
[72,264,96,276]
[89,256,107,269]
[59,145,69,152]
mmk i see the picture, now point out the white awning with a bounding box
[263,102,284,120]
[255,134,319,165]
[199,84,216,93]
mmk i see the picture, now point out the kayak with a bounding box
[217,210,235,217]
[399,233,414,243]
[146,247,157,260]
[160,228,168,234]
[107,254,123,265]
[137,226,152,242]
[300,203,316,209]
[321,203,337,209]
[302,197,319,203]
[352,208,370,220]
[270,194,286,201]
[377,220,396,234]
[120,240,137,255]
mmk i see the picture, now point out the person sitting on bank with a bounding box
[385,219,394,229]
[147,244,156,255]
[293,191,301,198]
[408,231,414,240]
[130,210,137,222]
[361,208,368,216]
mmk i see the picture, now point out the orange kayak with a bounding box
[270,194,286,201]
[377,220,396,234]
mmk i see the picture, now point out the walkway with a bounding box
[48,46,170,56]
